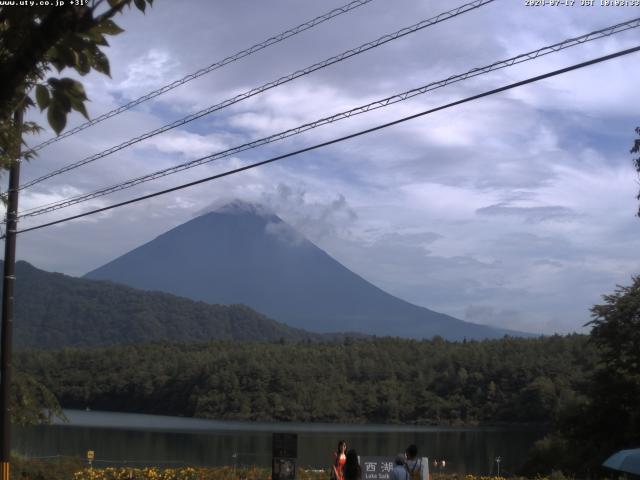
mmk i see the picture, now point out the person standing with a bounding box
[404,445,428,480]
[332,440,347,480]
[391,454,409,480]
[343,449,362,480]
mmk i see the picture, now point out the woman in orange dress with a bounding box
[332,440,347,480]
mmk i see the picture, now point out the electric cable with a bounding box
[25,0,377,154]
[10,45,639,237]
[18,17,640,219]
[19,0,495,191]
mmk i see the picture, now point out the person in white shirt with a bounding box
[404,445,428,480]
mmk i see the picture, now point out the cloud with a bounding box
[133,130,232,160]
[476,203,576,223]
[265,221,306,246]
[259,184,358,241]
[116,49,182,99]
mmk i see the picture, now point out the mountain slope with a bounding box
[85,201,527,340]
[8,260,327,349]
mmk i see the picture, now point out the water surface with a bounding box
[14,410,544,474]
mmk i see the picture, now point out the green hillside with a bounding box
[8,261,326,348]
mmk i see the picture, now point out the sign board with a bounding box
[86,450,95,461]
[272,433,297,480]
[360,456,430,480]
[361,457,395,480]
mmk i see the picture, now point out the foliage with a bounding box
[519,435,573,477]
[12,462,544,480]
[588,276,640,374]
[573,276,640,467]
[631,128,640,216]
[70,468,518,480]
[7,456,559,480]
[73,466,268,480]
[10,371,64,426]
[11,455,84,480]
[17,334,595,426]
[10,462,331,480]
[0,0,154,168]
[524,276,640,476]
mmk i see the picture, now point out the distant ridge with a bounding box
[6,260,337,349]
[85,201,531,340]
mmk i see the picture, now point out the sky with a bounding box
[9,0,640,334]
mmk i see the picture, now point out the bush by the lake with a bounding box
[11,455,84,480]
[71,469,520,480]
[9,456,562,480]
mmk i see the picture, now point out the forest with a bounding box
[17,334,594,426]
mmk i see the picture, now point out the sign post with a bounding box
[361,457,395,480]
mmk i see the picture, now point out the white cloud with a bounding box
[117,49,182,99]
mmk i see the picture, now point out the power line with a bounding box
[25,0,377,154]
[10,45,640,238]
[18,0,495,191]
[17,17,640,219]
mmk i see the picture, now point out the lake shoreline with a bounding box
[53,409,549,433]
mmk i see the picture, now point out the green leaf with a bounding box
[58,78,76,90]
[56,45,77,69]
[94,19,124,36]
[35,84,50,111]
[45,47,65,73]
[52,90,72,113]
[91,49,111,77]
[47,103,67,135]
[75,51,90,75]
[65,33,91,53]
[133,0,146,12]
[57,78,87,101]
[83,29,109,46]
[68,80,87,100]
[70,97,89,120]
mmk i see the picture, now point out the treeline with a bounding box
[17,335,594,426]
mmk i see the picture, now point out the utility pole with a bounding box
[0,107,23,480]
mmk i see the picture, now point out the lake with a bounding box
[13,410,545,475]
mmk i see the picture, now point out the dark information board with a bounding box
[272,433,297,480]
[360,456,395,480]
